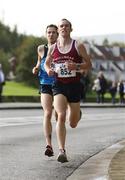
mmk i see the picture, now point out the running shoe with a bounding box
[44,145,54,157]
[57,149,68,163]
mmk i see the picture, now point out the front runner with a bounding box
[45,19,92,163]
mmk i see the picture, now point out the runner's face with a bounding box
[58,20,72,37]
[46,27,58,44]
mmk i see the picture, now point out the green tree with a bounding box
[103,38,109,46]
[16,35,47,87]
[0,49,10,76]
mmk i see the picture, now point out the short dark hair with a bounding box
[46,24,58,32]
[60,18,72,28]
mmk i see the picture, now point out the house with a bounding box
[84,42,125,81]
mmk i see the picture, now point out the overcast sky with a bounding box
[0,0,125,37]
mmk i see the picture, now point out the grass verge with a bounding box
[3,81,39,96]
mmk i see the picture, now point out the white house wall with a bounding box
[92,59,125,81]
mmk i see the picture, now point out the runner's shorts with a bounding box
[39,84,53,96]
[52,81,81,102]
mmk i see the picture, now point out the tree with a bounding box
[0,49,10,77]
[103,38,109,46]
[16,35,47,87]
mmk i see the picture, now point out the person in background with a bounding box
[109,81,117,104]
[0,64,5,102]
[80,71,90,102]
[32,24,58,157]
[45,18,92,163]
[117,80,125,104]
[93,71,107,103]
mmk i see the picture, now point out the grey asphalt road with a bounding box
[0,108,125,180]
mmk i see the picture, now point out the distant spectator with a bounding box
[0,64,5,102]
[80,72,90,103]
[8,56,17,80]
[109,81,117,104]
[92,71,107,103]
[117,80,125,104]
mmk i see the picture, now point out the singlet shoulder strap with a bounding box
[43,44,48,58]
[72,39,76,48]
[73,39,76,44]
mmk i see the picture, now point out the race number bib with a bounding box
[55,63,76,78]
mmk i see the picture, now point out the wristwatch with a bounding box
[76,64,81,71]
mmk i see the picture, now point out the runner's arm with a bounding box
[77,42,92,71]
[32,45,44,74]
[67,41,92,72]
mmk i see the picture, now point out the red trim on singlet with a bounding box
[52,40,82,83]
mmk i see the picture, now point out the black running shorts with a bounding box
[52,81,81,102]
[39,84,53,96]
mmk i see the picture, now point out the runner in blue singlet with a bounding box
[32,24,58,157]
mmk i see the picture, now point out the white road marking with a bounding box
[0,116,42,127]
[0,112,124,127]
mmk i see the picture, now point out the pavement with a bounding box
[0,102,125,180]
[67,140,125,180]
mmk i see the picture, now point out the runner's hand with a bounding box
[47,69,54,76]
[32,67,39,75]
[65,62,76,71]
